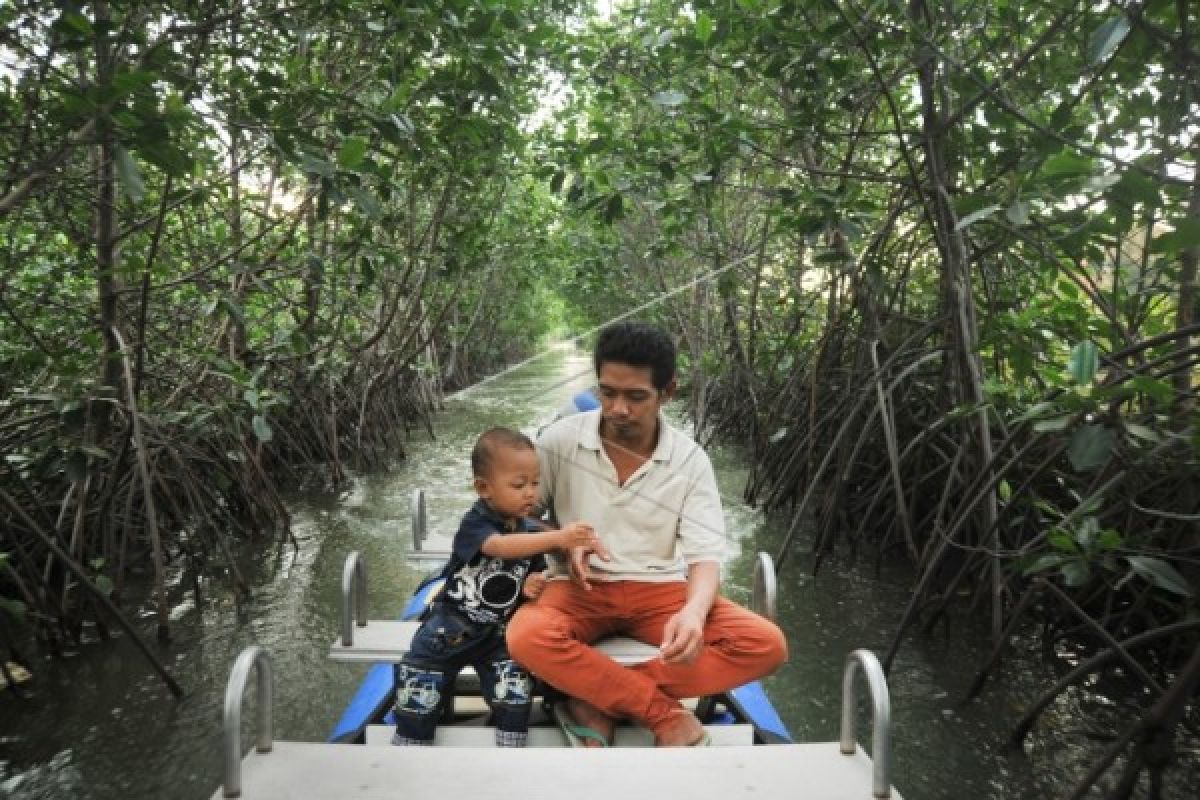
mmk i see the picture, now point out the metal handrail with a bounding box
[411,487,427,549]
[222,646,273,798]
[751,551,778,622]
[840,649,893,798]
[340,551,368,646]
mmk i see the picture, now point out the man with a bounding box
[506,321,787,747]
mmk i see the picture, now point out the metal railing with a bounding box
[340,551,368,646]
[751,551,778,622]
[222,646,273,798]
[840,649,893,798]
[411,487,427,550]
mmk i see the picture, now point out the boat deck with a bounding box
[217,545,900,799]
[211,739,901,799]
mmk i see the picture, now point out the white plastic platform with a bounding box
[211,740,901,799]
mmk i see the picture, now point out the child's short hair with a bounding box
[471,427,535,478]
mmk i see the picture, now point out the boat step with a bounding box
[212,740,902,799]
[406,550,452,562]
[447,695,701,715]
[363,723,754,747]
[330,620,660,665]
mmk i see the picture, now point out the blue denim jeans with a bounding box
[393,608,534,743]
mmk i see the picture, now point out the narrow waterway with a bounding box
[0,347,1120,799]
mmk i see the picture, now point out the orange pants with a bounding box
[506,580,788,735]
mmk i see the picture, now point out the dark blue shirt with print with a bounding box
[434,499,544,626]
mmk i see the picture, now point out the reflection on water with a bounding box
[3,348,1184,799]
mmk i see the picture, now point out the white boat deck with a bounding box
[330,619,661,664]
[211,740,901,799]
[228,545,901,800]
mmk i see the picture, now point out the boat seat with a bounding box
[362,723,755,747]
[329,619,660,665]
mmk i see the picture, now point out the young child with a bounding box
[392,427,597,747]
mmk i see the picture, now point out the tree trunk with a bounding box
[93,1,123,443]
[911,0,1003,641]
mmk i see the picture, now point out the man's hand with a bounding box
[521,570,548,600]
[567,537,611,591]
[659,606,706,665]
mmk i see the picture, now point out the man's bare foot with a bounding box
[565,696,616,748]
[653,709,709,747]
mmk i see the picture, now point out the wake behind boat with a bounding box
[208,489,903,799]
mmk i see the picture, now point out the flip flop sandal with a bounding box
[552,703,612,748]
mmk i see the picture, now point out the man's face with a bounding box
[596,362,674,448]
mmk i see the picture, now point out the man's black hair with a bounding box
[472,427,535,477]
[593,321,676,390]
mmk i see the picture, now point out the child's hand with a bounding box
[557,522,611,591]
[556,522,599,550]
[522,571,548,600]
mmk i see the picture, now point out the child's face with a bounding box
[474,446,540,521]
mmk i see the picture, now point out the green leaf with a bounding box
[114,146,145,203]
[338,135,368,169]
[1073,516,1100,549]
[1125,556,1193,597]
[1033,414,1074,433]
[0,597,27,618]
[1130,376,1174,404]
[955,205,1002,231]
[1087,15,1131,66]
[1068,340,1098,384]
[650,90,687,107]
[94,574,115,597]
[1149,218,1200,255]
[243,388,260,410]
[1061,561,1091,587]
[348,187,381,218]
[1124,423,1160,443]
[1024,553,1068,575]
[1068,424,1114,471]
[1005,200,1030,226]
[1017,400,1058,422]
[1042,150,1094,178]
[696,12,714,44]
[252,414,274,443]
[300,153,335,178]
[220,297,244,325]
[60,11,94,36]
[1108,170,1159,208]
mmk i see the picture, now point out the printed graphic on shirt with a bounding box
[444,556,531,624]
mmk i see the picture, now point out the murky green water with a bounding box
[2,348,1188,799]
